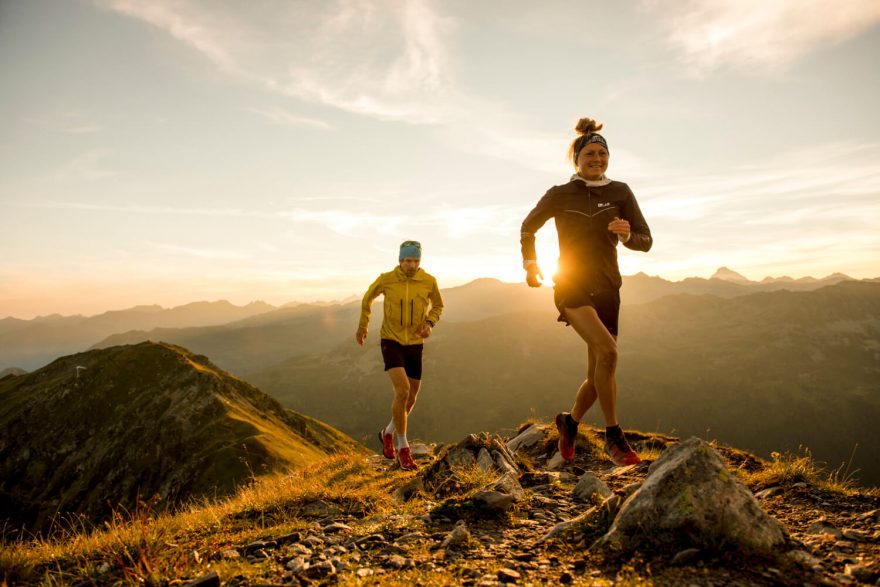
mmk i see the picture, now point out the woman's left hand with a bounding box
[608,217,631,242]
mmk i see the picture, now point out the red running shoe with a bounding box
[604,432,641,466]
[378,429,395,459]
[555,412,578,462]
[397,447,417,471]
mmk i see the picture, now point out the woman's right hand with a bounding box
[526,264,544,287]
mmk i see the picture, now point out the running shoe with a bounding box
[555,412,579,462]
[604,432,641,466]
[378,429,395,459]
[397,447,417,471]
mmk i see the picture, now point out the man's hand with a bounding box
[526,264,544,288]
[416,322,433,338]
[608,216,631,242]
[355,327,368,346]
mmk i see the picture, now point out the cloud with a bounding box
[646,0,880,74]
[95,0,568,172]
[245,107,333,130]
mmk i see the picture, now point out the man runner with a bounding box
[356,240,444,470]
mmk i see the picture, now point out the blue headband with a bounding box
[399,240,422,261]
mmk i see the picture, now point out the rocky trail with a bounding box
[188,425,879,587]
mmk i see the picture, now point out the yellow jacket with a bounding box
[358,267,444,345]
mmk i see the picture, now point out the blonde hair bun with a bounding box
[575,117,603,135]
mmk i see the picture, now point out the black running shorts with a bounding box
[553,284,621,336]
[380,339,424,380]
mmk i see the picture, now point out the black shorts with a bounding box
[553,285,621,336]
[380,339,424,380]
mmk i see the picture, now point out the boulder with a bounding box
[598,437,787,553]
[572,473,612,504]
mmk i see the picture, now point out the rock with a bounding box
[446,447,477,468]
[493,472,525,500]
[386,554,408,569]
[322,522,352,533]
[477,448,496,473]
[493,450,520,476]
[301,500,342,518]
[305,560,335,579]
[807,519,842,538]
[754,487,782,499]
[356,568,373,577]
[182,571,220,587]
[844,564,877,583]
[288,543,312,557]
[508,425,545,453]
[243,539,275,554]
[219,549,239,559]
[547,452,566,470]
[670,548,701,565]
[538,495,622,544]
[858,508,879,522]
[841,528,869,542]
[621,481,642,499]
[559,571,573,584]
[285,556,309,573]
[441,520,471,550]
[302,535,324,548]
[598,437,787,553]
[394,476,425,501]
[497,567,521,583]
[572,472,612,503]
[786,549,821,568]
[410,442,432,458]
[473,491,514,512]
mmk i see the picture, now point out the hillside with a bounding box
[246,281,880,486]
[0,300,276,371]
[2,422,877,585]
[0,342,364,533]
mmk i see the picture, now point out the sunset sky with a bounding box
[2,0,879,318]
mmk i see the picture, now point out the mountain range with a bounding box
[244,281,880,486]
[0,341,362,533]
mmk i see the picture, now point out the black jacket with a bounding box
[520,178,652,292]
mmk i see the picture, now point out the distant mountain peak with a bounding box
[710,267,751,283]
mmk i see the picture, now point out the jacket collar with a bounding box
[394,266,425,280]
[570,173,611,187]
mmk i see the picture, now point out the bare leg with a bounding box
[387,367,411,435]
[571,344,598,421]
[563,306,619,427]
[406,378,421,416]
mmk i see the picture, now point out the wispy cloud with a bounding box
[58,150,117,181]
[245,107,333,130]
[646,0,880,74]
[95,0,567,172]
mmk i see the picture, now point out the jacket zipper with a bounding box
[404,280,409,344]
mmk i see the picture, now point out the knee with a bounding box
[596,343,618,369]
[394,380,411,398]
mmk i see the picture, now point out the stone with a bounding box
[288,544,312,557]
[302,500,342,518]
[446,447,477,468]
[322,522,352,533]
[786,550,821,568]
[394,476,425,501]
[807,519,842,538]
[493,450,520,476]
[497,567,521,583]
[547,452,566,470]
[386,554,407,569]
[538,495,621,544]
[473,491,514,512]
[493,472,525,500]
[356,568,373,577]
[841,528,869,542]
[410,442,431,458]
[507,425,545,453]
[305,560,335,579]
[572,472,612,503]
[441,520,471,550]
[302,535,324,548]
[754,487,782,499]
[844,564,877,583]
[477,448,496,473]
[285,556,309,573]
[220,549,239,559]
[671,548,701,565]
[182,571,220,587]
[598,437,786,553]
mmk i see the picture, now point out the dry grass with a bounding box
[0,454,408,586]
